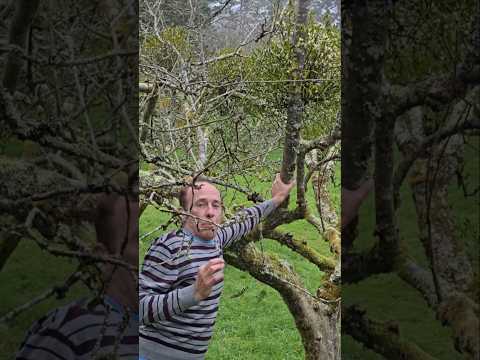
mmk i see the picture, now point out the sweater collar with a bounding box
[180,227,215,243]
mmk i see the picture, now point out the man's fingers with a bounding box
[205,273,224,287]
[198,259,224,277]
[207,258,224,266]
[213,273,224,284]
[207,263,224,274]
[195,259,225,300]
[204,263,224,277]
[206,259,224,272]
[275,173,295,186]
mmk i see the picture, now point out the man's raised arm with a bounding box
[218,174,295,248]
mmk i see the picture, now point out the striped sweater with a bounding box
[139,199,276,359]
[16,296,138,359]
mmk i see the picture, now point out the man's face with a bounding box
[183,182,223,240]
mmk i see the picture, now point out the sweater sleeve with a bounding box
[218,199,277,249]
[139,238,200,326]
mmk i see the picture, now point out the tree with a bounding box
[341,0,479,358]
[0,2,139,355]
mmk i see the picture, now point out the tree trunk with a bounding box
[225,239,340,359]
[2,0,39,92]
[280,0,309,184]
[283,291,340,360]
[341,0,387,273]
[196,126,208,169]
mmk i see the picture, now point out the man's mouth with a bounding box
[198,223,214,230]
[200,226,214,231]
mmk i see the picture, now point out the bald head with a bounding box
[179,179,217,210]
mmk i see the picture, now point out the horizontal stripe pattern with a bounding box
[139,200,276,358]
[16,297,138,359]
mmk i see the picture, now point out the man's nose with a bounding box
[205,205,215,218]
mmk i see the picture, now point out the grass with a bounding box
[208,264,305,359]
[0,240,88,359]
[139,164,341,359]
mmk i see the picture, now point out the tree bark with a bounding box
[343,306,438,360]
[2,0,40,92]
[341,0,388,276]
[225,237,340,360]
[280,0,309,184]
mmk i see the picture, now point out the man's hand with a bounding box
[341,178,374,228]
[271,173,296,206]
[194,258,225,301]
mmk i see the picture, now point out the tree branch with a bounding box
[265,229,335,271]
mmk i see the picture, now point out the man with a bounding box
[139,174,295,360]
[16,193,139,360]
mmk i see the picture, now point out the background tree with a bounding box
[0,1,138,357]
[342,0,479,358]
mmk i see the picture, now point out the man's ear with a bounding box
[220,205,226,223]
[178,207,187,224]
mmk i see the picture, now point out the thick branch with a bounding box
[299,131,340,154]
[341,244,391,284]
[304,214,340,255]
[265,230,335,271]
[343,306,438,360]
